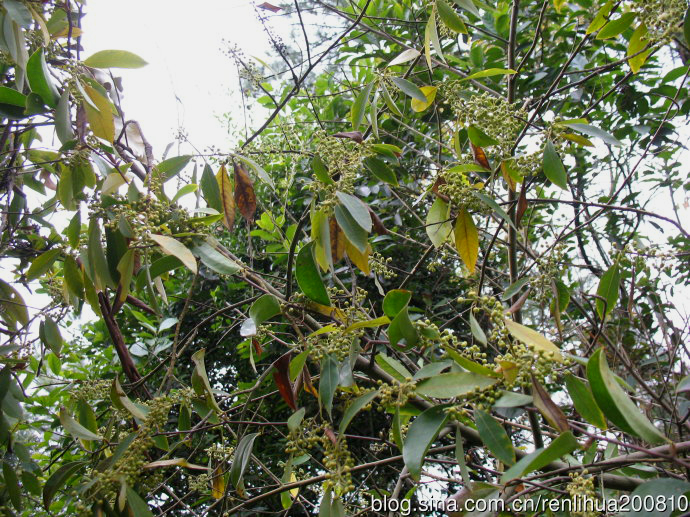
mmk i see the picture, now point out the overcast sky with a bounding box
[82,0,272,157]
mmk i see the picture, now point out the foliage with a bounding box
[1,0,690,515]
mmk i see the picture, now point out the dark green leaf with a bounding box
[156,155,192,182]
[625,479,690,517]
[474,409,515,465]
[193,241,241,275]
[27,48,59,108]
[3,460,22,510]
[339,390,379,434]
[383,289,412,318]
[43,461,86,509]
[565,374,607,430]
[335,192,372,232]
[543,139,567,189]
[334,204,368,253]
[390,77,427,103]
[468,125,499,147]
[319,354,339,417]
[388,307,419,349]
[201,163,223,212]
[415,372,497,398]
[501,431,579,482]
[230,432,259,489]
[364,156,398,185]
[596,263,620,318]
[312,155,334,185]
[351,82,373,131]
[295,242,330,306]
[125,487,155,517]
[26,248,61,281]
[437,0,468,33]
[403,406,448,479]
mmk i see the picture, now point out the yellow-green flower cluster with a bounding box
[632,0,687,41]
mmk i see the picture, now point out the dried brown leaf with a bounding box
[233,162,257,223]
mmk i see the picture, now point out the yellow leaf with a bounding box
[289,472,299,498]
[311,209,331,272]
[561,133,594,147]
[216,165,235,230]
[627,23,651,74]
[211,467,225,499]
[454,209,479,271]
[83,85,114,142]
[504,318,564,362]
[553,0,567,13]
[344,315,390,333]
[411,86,438,112]
[344,238,371,275]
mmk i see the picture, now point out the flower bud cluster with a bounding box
[632,0,687,41]
[370,252,397,279]
[376,379,415,409]
[566,470,598,517]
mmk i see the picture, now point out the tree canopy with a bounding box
[1,0,690,515]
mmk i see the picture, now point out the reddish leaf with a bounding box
[272,352,297,410]
[471,143,491,169]
[330,217,345,263]
[233,162,257,223]
[516,184,528,227]
[332,131,364,143]
[431,176,450,203]
[258,2,281,12]
[252,338,263,356]
[324,427,338,445]
[40,170,57,190]
[507,289,530,314]
[302,366,319,398]
[532,376,569,432]
[368,207,388,235]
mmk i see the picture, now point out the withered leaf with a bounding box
[302,366,319,398]
[272,352,297,410]
[332,131,364,143]
[233,162,257,223]
[330,217,345,263]
[471,143,491,169]
[258,2,281,12]
[216,164,235,230]
[368,207,388,235]
[532,376,569,432]
[431,176,450,203]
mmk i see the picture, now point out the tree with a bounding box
[1,0,690,515]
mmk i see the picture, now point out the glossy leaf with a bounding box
[565,374,607,430]
[562,122,622,146]
[462,68,516,81]
[390,77,427,102]
[351,81,373,131]
[475,409,515,465]
[587,348,665,444]
[364,156,397,185]
[403,406,448,480]
[296,242,330,305]
[125,487,154,517]
[26,248,61,280]
[501,431,579,482]
[335,192,372,232]
[229,432,259,489]
[27,48,59,107]
[339,389,379,434]
[595,263,620,318]
[410,85,438,112]
[383,289,412,318]
[388,307,419,349]
[628,23,651,73]
[596,12,636,40]
[468,125,499,147]
[319,354,339,417]
[542,139,567,189]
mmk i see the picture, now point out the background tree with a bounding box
[1,0,690,515]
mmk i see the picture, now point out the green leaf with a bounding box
[339,390,379,434]
[452,0,481,18]
[319,354,339,417]
[312,155,334,185]
[473,190,516,231]
[351,82,373,131]
[462,68,516,81]
[424,6,444,67]
[504,318,563,361]
[413,361,452,380]
[63,255,84,299]
[565,374,607,430]
[587,348,666,444]
[596,12,637,39]
[84,50,148,69]
[125,487,154,517]
[41,316,63,355]
[380,81,403,117]
[156,155,192,182]
[191,349,221,412]
[59,407,102,442]
[334,204,368,253]
[27,48,59,108]
[437,0,468,33]
[403,406,448,480]
[627,23,651,74]
[587,0,614,33]
[469,313,487,345]
[467,125,500,147]
[376,353,413,382]
[193,241,241,275]
[474,409,515,465]
[383,289,412,318]
[444,345,501,378]
[336,192,372,232]
[111,377,149,421]
[26,248,61,280]
[390,77,427,103]
[201,163,223,212]
[388,307,419,349]
[0,86,27,107]
[626,479,690,517]
[287,407,306,432]
[241,294,282,337]
[83,85,115,143]
[562,122,622,146]
[3,0,32,28]
[43,461,86,509]
[426,198,452,248]
[229,432,259,489]
[364,156,398,186]
[501,431,579,482]
[344,315,390,333]
[295,242,330,306]
[415,372,498,398]
[494,391,533,407]
[542,139,567,189]
[596,263,620,318]
[3,460,22,510]
[685,7,690,48]
[289,351,309,382]
[55,91,75,144]
[150,234,197,274]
